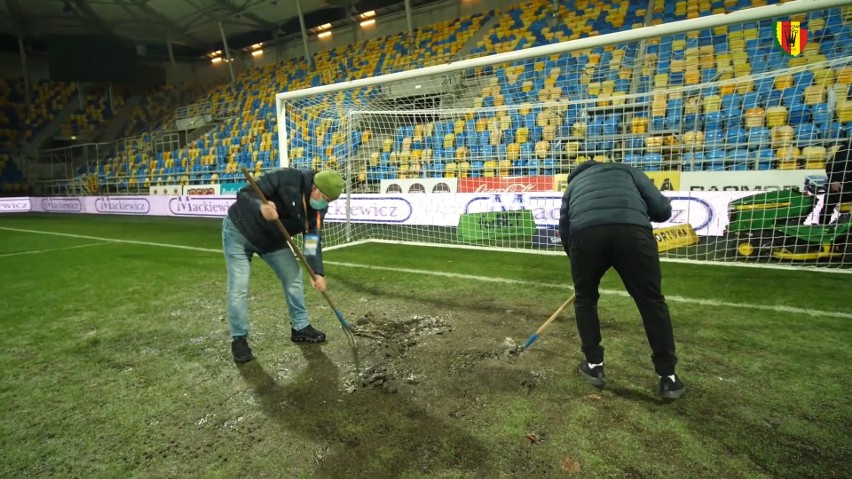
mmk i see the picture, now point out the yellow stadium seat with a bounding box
[837,67,852,85]
[457,160,469,179]
[775,75,794,90]
[543,125,556,142]
[506,143,520,161]
[535,140,550,159]
[645,136,664,153]
[483,160,497,178]
[766,107,788,127]
[498,159,511,176]
[498,115,512,131]
[444,161,457,178]
[804,85,826,105]
[772,127,796,149]
[536,111,552,128]
[838,100,852,123]
[443,134,455,149]
[456,146,468,161]
[630,117,648,134]
[454,120,466,134]
[682,131,705,148]
[744,108,765,128]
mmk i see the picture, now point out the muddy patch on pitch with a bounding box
[343,309,532,397]
[353,311,452,345]
[342,311,452,394]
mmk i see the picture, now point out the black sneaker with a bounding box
[578,361,606,387]
[659,375,686,400]
[291,324,326,344]
[231,336,254,364]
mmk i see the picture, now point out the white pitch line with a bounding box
[0,242,108,258]
[0,226,221,253]
[2,226,849,320]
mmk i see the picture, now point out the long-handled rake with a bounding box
[522,293,576,351]
[241,167,356,346]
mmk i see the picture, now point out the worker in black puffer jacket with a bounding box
[223,167,344,364]
[558,160,685,400]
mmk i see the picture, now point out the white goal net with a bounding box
[277,0,852,270]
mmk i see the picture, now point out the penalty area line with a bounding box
[0,226,222,253]
[2,226,849,320]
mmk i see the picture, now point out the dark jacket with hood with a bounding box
[227,168,328,275]
[558,160,672,246]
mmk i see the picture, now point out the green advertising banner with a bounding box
[457,209,537,243]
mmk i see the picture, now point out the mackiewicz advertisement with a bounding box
[8,168,829,237]
[94,197,151,215]
[0,197,32,212]
[40,197,83,213]
[10,191,753,237]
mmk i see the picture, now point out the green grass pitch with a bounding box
[0,214,850,478]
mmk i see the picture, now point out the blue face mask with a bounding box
[310,198,328,210]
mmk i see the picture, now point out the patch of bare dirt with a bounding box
[342,311,452,394]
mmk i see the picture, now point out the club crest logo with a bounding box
[775,21,808,57]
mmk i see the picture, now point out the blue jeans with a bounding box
[222,216,309,338]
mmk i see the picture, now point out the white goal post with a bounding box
[276,0,852,271]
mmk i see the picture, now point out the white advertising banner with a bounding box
[0,197,32,212]
[39,197,85,213]
[6,191,763,236]
[29,196,232,217]
[323,191,756,236]
[681,170,826,192]
[379,178,459,194]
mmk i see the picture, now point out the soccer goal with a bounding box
[277,0,852,271]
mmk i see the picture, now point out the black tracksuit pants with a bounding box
[564,224,678,376]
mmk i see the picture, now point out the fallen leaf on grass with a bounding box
[524,433,539,444]
[586,394,602,401]
[561,457,581,473]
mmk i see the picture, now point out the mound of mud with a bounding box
[354,312,452,344]
[345,312,452,394]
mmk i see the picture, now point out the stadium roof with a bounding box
[0,0,445,60]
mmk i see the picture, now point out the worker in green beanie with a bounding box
[223,167,345,363]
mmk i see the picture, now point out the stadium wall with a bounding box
[0,50,50,81]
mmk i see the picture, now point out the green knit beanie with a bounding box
[313,169,344,200]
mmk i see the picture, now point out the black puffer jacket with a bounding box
[558,161,672,243]
[227,168,328,275]
[827,140,852,193]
